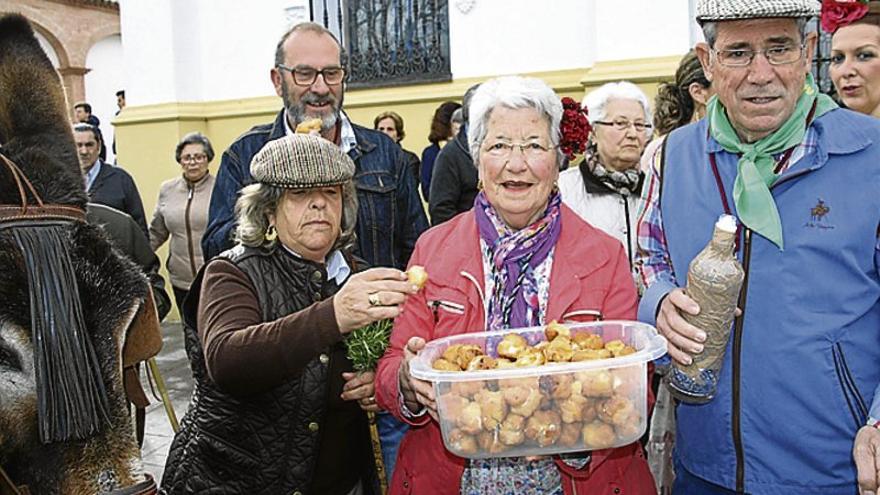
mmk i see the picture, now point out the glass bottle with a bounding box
[668,214,744,403]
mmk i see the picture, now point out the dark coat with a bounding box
[86,203,171,321]
[428,128,478,226]
[88,161,148,237]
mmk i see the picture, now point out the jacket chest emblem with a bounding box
[805,198,834,230]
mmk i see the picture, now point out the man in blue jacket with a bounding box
[201,21,427,482]
[637,0,880,493]
[202,22,427,269]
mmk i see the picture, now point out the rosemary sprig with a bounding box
[345,319,394,372]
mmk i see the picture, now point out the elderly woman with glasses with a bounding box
[162,134,417,494]
[149,132,216,308]
[375,76,655,495]
[558,82,652,274]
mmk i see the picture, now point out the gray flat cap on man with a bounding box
[250,134,356,189]
[696,0,820,22]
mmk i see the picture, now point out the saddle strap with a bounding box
[110,473,158,495]
[0,153,85,223]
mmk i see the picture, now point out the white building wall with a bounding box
[84,34,124,163]
[119,0,693,106]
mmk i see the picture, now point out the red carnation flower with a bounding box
[559,97,591,162]
[821,0,869,33]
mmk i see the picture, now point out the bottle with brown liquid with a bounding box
[668,214,744,403]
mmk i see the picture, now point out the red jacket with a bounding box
[375,205,656,495]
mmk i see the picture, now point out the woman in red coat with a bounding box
[375,75,656,495]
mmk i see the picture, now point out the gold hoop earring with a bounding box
[265,224,277,242]
[477,179,483,191]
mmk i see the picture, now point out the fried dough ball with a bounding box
[432,358,461,371]
[450,381,484,399]
[294,117,323,134]
[406,265,429,289]
[571,348,613,361]
[500,381,531,407]
[458,401,483,434]
[573,332,605,350]
[558,422,582,447]
[544,320,571,341]
[582,421,617,449]
[613,409,644,440]
[514,347,545,367]
[499,413,526,446]
[579,370,615,398]
[544,336,575,363]
[582,400,598,423]
[509,387,542,417]
[442,344,484,370]
[604,340,627,356]
[548,373,574,400]
[611,367,641,396]
[497,333,528,360]
[559,393,588,424]
[598,396,637,427]
[525,410,562,448]
[466,355,498,371]
[475,390,508,430]
[448,428,478,455]
[477,430,507,454]
[495,358,517,369]
[440,394,469,419]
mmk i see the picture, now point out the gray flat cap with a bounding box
[696,0,820,22]
[250,134,355,189]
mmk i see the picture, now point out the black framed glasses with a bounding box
[594,119,652,132]
[180,153,208,164]
[277,64,347,86]
[711,44,806,67]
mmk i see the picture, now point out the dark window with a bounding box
[812,18,838,100]
[311,0,452,89]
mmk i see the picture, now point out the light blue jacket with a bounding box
[639,109,880,494]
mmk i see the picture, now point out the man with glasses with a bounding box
[200,21,427,484]
[637,0,880,493]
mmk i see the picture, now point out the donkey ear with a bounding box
[0,14,84,207]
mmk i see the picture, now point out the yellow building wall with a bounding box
[114,55,682,319]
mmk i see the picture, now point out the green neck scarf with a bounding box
[706,73,837,249]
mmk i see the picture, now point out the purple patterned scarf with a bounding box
[474,190,562,330]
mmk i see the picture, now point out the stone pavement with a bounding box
[140,321,193,485]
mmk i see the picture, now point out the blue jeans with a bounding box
[377,412,408,479]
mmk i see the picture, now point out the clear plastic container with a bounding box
[409,321,667,459]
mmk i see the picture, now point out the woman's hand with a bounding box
[333,268,418,334]
[342,371,381,413]
[398,337,438,421]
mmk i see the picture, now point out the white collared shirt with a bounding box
[283,111,358,154]
[281,244,351,285]
[83,159,103,192]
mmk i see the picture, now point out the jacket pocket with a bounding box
[832,343,869,430]
[199,430,262,473]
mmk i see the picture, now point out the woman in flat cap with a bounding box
[161,133,417,495]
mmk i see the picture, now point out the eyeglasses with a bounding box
[180,154,208,164]
[594,120,652,132]
[483,141,555,159]
[711,44,805,67]
[276,64,347,86]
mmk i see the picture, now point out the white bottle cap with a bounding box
[716,214,738,234]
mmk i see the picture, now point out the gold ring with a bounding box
[368,293,381,306]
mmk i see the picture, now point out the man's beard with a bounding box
[282,82,343,133]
